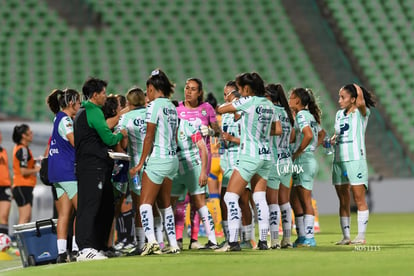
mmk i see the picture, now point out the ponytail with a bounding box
[46,89,80,114]
[265,83,294,126]
[291,88,322,124]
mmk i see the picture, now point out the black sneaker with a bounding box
[226,242,241,252]
[56,252,69,263]
[200,240,219,250]
[257,240,268,250]
[69,251,79,262]
[126,246,143,256]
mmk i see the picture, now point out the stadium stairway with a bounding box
[281,0,414,177]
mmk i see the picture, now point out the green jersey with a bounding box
[232,96,277,160]
[177,119,202,173]
[334,108,370,162]
[220,112,241,172]
[293,109,321,153]
[270,105,292,165]
[146,98,178,159]
[118,107,146,167]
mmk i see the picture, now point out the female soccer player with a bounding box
[264,84,295,249]
[218,72,281,251]
[331,84,375,245]
[170,101,218,250]
[129,69,179,255]
[46,88,81,262]
[175,78,221,249]
[288,88,325,248]
[12,124,40,224]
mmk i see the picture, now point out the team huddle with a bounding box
[1,69,375,262]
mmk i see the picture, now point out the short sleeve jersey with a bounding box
[146,98,178,159]
[271,105,292,165]
[232,96,277,160]
[177,119,203,173]
[293,109,320,153]
[334,108,370,162]
[58,115,74,140]
[118,107,147,167]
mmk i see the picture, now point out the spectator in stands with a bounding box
[11,124,40,224]
[264,83,295,249]
[0,130,12,235]
[175,78,221,249]
[129,69,180,255]
[330,84,375,245]
[289,88,325,248]
[74,77,126,261]
[46,88,81,263]
[218,72,281,251]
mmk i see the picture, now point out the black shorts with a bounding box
[0,186,12,201]
[12,186,34,207]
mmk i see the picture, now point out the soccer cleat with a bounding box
[77,248,108,261]
[162,246,180,254]
[69,251,79,262]
[335,238,351,245]
[257,240,268,250]
[102,247,122,258]
[140,241,162,256]
[351,237,366,245]
[226,242,242,252]
[126,247,143,256]
[215,241,230,252]
[121,243,137,255]
[299,237,316,247]
[113,241,125,251]
[189,240,202,250]
[281,238,293,249]
[56,252,69,263]
[270,239,281,249]
[200,240,219,250]
[293,236,306,248]
[240,240,253,249]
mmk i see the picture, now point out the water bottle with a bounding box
[132,174,141,191]
[323,136,333,155]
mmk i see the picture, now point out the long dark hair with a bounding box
[235,72,266,96]
[265,83,294,126]
[291,88,322,124]
[46,89,80,114]
[12,124,29,144]
[186,78,204,104]
[146,68,175,98]
[341,84,376,108]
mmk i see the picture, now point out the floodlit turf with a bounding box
[1,213,413,275]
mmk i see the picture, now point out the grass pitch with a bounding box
[1,213,413,275]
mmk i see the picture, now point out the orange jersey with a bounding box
[12,144,36,187]
[0,147,11,186]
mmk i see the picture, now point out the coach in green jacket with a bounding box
[74,77,127,261]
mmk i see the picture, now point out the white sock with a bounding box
[160,206,178,247]
[357,210,369,239]
[304,214,315,239]
[222,220,229,241]
[269,204,280,241]
[296,215,305,237]
[224,192,241,243]
[135,227,146,249]
[340,216,351,239]
[140,204,156,243]
[198,206,217,244]
[57,239,67,254]
[280,202,292,239]
[253,191,269,242]
[72,236,79,251]
[154,215,164,245]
